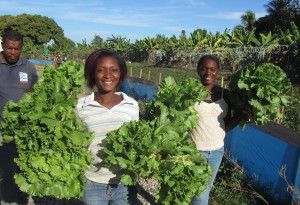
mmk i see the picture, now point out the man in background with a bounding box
[0,30,38,205]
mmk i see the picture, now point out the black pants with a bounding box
[0,142,27,203]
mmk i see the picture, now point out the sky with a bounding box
[0,0,271,44]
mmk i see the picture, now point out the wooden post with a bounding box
[158,73,162,84]
[280,106,285,124]
[221,76,224,88]
[148,70,151,80]
[130,67,132,77]
[221,76,224,96]
[139,69,143,78]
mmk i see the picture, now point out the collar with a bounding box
[81,92,135,108]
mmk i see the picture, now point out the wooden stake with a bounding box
[280,106,285,124]
[139,69,143,78]
[158,73,162,84]
[221,76,224,88]
[148,70,151,80]
[221,76,224,96]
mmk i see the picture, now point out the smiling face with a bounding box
[2,39,22,65]
[198,59,219,87]
[94,56,121,94]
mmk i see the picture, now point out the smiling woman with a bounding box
[191,55,246,205]
[76,49,139,205]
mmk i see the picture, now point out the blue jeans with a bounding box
[192,146,224,205]
[83,180,137,205]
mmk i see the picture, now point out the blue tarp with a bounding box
[225,124,300,204]
[29,59,54,64]
[121,77,158,101]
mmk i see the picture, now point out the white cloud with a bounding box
[163,26,186,32]
[61,12,150,27]
[256,12,267,18]
[199,12,244,20]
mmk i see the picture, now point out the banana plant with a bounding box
[189,29,208,49]
[280,21,300,44]
[202,29,231,49]
[106,35,131,53]
[231,28,258,47]
[252,31,280,47]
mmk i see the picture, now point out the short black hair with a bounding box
[196,55,220,75]
[2,30,23,46]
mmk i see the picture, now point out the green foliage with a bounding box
[283,95,300,132]
[129,62,198,83]
[228,63,291,126]
[0,61,93,198]
[0,14,68,47]
[101,77,211,205]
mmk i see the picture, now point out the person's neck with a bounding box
[95,91,116,103]
[206,84,214,93]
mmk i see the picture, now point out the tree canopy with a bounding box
[0,14,75,48]
[255,0,300,35]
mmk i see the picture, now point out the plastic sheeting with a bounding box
[28,59,54,64]
[225,124,300,204]
[121,77,158,101]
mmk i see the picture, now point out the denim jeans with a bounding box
[192,146,224,205]
[83,180,137,205]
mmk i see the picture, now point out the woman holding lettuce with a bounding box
[190,55,245,205]
[77,49,139,205]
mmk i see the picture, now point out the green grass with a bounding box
[128,62,232,87]
[127,62,197,83]
[210,154,269,205]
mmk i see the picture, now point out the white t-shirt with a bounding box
[190,98,228,151]
[76,92,139,184]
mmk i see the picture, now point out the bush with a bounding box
[283,95,300,132]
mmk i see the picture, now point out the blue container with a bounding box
[121,77,158,101]
[29,59,54,64]
[225,123,300,203]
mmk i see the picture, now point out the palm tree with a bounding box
[264,0,298,32]
[241,10,256,32]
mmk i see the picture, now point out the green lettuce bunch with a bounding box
[0,61,93,198]
[228,63,291,126]
[102,77,211,205]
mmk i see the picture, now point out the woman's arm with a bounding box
[223,90,246,132]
